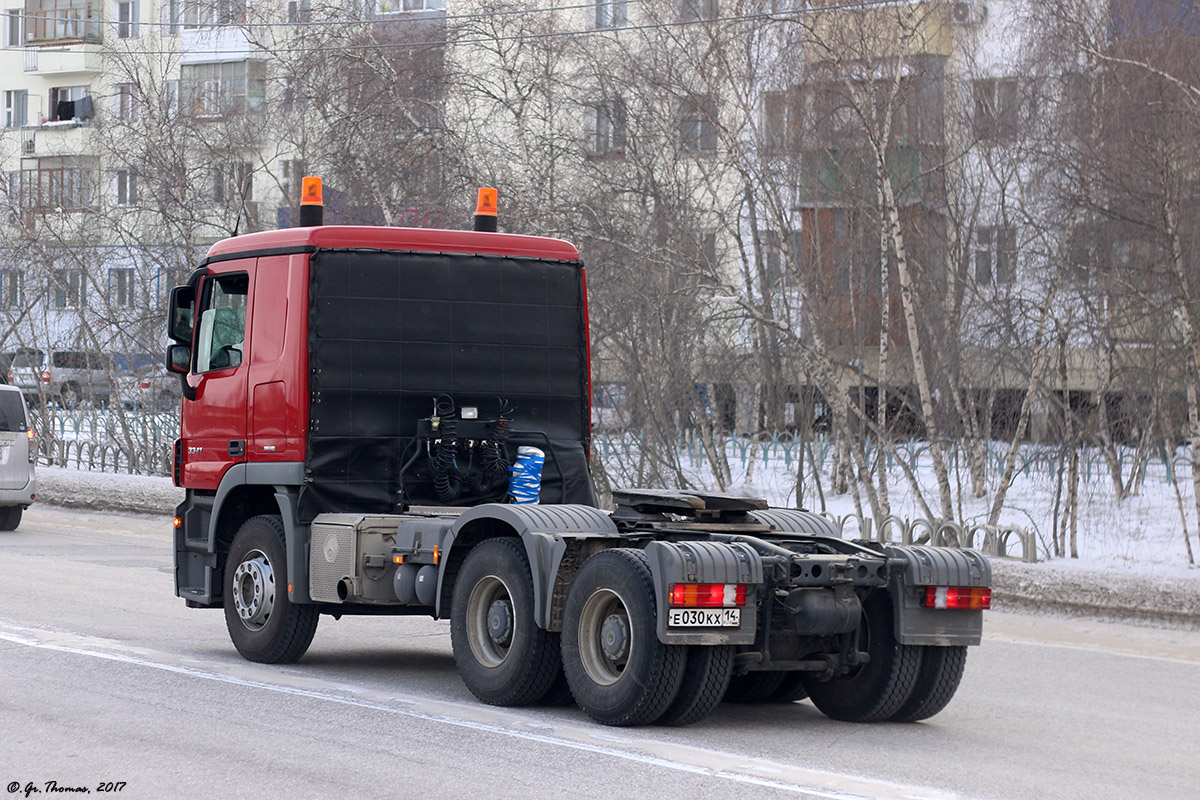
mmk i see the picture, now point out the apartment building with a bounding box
[0,0,1192,442]
[0,0,449,361]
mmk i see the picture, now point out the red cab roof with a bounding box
[204,225,581,263]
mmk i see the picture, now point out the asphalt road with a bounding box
[1,506,1197,800]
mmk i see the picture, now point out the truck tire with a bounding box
[0,505,22,531]
[802,590,922,722]
[657,644,734,726]
[450,537,561,706]
[224,515,319,663]
[561,548,687,726]
[889,645,967,722]
[723,670,787,703]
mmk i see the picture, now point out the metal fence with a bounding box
[33,406,176,476]
[821,513,1038,563]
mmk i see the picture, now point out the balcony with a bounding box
[23,0,102,46]
[30,121,96,158]
[22,44,102,74]
[805,1,953,64]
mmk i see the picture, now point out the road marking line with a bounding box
[0,622,962,800]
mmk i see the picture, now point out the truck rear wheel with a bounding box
[802,591,922,722]
[657,644,734,726]
[223,515,318,663]
[562,548,687,726]
[889,645,967,722]
[450,537,561,706]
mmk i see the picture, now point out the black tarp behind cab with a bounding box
[298,248,595,523]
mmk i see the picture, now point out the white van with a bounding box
[0,384,36,529]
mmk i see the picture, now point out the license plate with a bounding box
[667,608,741,627]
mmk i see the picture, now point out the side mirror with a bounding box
[168,286,196,344]
[166,344,190,375]
[166,345,197,402]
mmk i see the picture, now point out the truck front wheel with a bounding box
[223,515,319,663]
[450,537,561,706]
[802,591,922,722]
[561,548,687,726]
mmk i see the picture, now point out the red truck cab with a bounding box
[167,225,594,607]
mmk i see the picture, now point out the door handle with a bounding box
[228,440,245,457]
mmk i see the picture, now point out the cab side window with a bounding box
[195,274,249,373]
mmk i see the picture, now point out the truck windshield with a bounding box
[195,274,248,373]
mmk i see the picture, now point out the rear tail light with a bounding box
[669,583,747,608]
[40,370,50,383]
[26,429,34,463]
[922,586,991,610]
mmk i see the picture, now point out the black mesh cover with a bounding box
[298,249,595,522]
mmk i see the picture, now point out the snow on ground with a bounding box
[34,443,1200,626]
[644,438,1200,579]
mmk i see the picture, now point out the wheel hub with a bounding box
[600,613,629,661]
[232,550,275,631]
[487,598,514,647]
[466,575,515,668]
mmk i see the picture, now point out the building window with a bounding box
[376,0,445,12]
[679,95,717,154]
[285,0,310,22]
[52,268,86,308]
[973,225,1016,285]
[4,7,24,46]
[762,89,805,154]
[164,80,180,116]
[280,158,304,204]
[594,0,627,28]
[181,61,266,117]
[114,83,139,121]
[24,0,102,43]
[680,0,718,21]
[49,86,93,122]
[115,169,137,205]
[588,99,627,156]
[281,75,307,112]
[23,157,96,210]
[212,162,252,206]
[110,268,135,306]
[3,89,27,128]
[171,0,247,30]
[759,230,801,289]
[117,1,139,38]
[0,270,22,307]
[973,78,1019,142]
